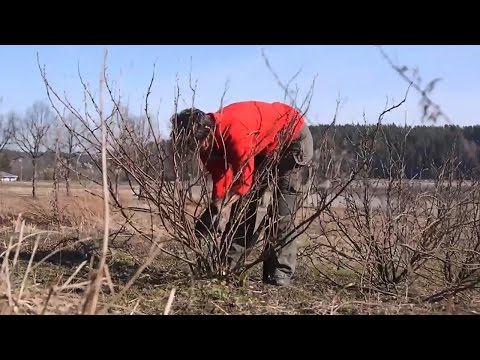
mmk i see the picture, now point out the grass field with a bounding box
[1,180,479,315]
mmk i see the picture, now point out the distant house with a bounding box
[0,171,18,182]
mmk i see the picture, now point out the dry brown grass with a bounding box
[0,182,141,231]
[0,181,169,315]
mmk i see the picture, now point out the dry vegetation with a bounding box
[2,177,480,315]
[1,47,479,315]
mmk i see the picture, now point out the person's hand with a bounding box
[213,192,240,211]
[195,203,219,239]
[195,192,241,240]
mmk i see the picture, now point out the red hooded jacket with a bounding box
[200,101,305,199]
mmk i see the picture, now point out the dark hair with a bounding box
[170,107,214,142]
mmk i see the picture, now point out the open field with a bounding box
[1,180,480,315]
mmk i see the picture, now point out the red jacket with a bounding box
[200,101,305,199]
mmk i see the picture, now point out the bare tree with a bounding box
[60,111,82,196]
[9,102,53,197]
[0,114,12,153]
[51,119,61,228]
[0,114,13,172]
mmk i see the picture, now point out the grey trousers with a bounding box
[225,123,314,281]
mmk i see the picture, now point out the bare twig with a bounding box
[85,47,110,315]
[18,234,41,300]
[164,287,176,315]
[377,46,450,124]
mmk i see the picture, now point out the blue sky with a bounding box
[0,45,478,137]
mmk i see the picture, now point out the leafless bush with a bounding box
[35,57,213,276]
[37,47,476,307]
[36,50,369,280]
[303,115,480,302]
[422,157,480,302]
[289,49,480,303]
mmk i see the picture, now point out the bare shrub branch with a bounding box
[377,45,450,124]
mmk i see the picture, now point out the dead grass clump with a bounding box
[17,193,104,231]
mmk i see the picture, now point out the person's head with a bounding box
[170,107,215,154]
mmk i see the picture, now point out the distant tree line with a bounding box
[309,123,480,180]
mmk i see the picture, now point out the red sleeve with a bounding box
[200,127,255,198]
[200,152,232,200]
[224,131,255,196]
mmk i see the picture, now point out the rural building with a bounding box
[0,171,18,182]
